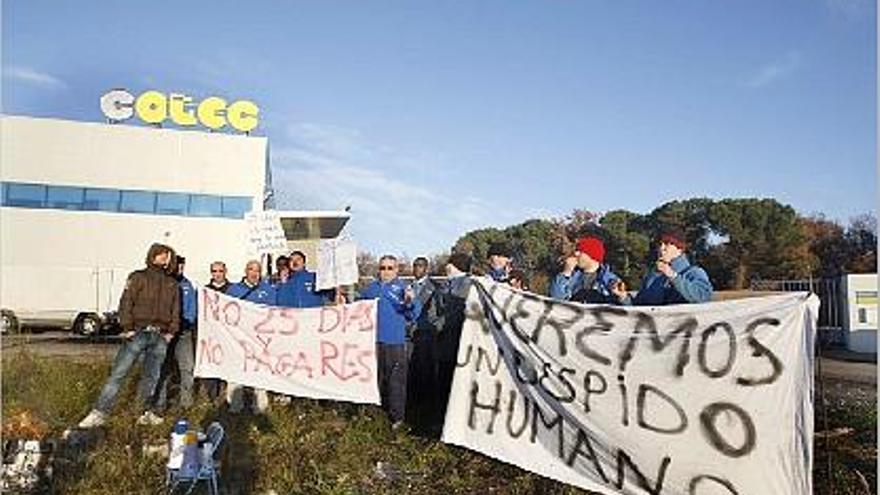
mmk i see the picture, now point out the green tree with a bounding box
[453,220,559,293]
[453,227,507,264]
[707,198,810,289]
[801,215,849,277]
[844,213,877,273]
[599,209,651,287]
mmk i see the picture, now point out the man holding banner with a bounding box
[225,260,276,414]
[358,255,422,429]
[549,236,621,304]
[435,252,473,424]
[277,251,340,308]
[614,227,713,305]
[484,241,513,283]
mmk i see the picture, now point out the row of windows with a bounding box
[1,182,253,219]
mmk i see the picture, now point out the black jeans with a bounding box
[377,343,408,423]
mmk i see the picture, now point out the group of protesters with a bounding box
[76,225,713,432]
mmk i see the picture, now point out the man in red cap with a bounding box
[612,227,713,305]
[549,236,622,304]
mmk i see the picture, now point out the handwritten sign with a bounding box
[194,287,380,404]
[442,278,818,495]
[316,238,358,290]
[244,210,288,257]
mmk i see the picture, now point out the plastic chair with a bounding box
[166,422,225,495]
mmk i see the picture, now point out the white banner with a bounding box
[442,278,818,495]
[244,210,288,257]
[194,287,380,404]
[316,238,359,290]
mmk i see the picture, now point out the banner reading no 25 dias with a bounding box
[194,287,380,405]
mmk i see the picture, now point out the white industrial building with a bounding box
[841,273,878,354]
[0,114,348,334]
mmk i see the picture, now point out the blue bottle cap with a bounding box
[174,419,189,434]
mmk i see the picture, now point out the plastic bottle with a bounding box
[167,419,189,469]
[180,430,200,477]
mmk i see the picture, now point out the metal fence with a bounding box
[750,277,845,345]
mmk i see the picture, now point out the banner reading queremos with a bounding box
[194,287,380,404]
[442,278,818,495]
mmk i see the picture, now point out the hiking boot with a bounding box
[78,409,107,429]
[136,410,164,426]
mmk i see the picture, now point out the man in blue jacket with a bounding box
[358,255,422,429]
[276,251,339,308]
[549,236,621,304]
[226,260,275,413]
[613,228,713,305]
[154,255,198,411]
[485,242,512,282]
[226,260,277,305]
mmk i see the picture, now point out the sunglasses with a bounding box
[379,266,396,271]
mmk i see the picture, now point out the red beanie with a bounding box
[576,237,605,263]
[659,229,687,250]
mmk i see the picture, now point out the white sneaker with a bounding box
[78,409,106,429]
[136,410,164,426]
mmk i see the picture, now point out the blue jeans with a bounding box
[154,330,195,410]
[95,328,168,414]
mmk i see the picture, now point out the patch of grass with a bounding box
[2,350,588,494]
[2,350,109,435]
[813,395,877,495]
[3,350,875,494]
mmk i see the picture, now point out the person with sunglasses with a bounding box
[358,255,423,429]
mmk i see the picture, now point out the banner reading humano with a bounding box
[442,278,818,495]
[194,287,380,405]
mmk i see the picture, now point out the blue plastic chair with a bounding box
[166,422,225,495]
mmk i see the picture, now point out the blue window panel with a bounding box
[156,192,189,215]
[120,190,156,213]
[221,196,252,219]
[46,185,84,210]
[189,194,222,217]
[83,188,120,212]
[5,183,46,208]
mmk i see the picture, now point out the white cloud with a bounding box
[4,66,67,89]
[743,51,802,89]
[270,122,533,256]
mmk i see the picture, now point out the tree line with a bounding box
[450,198,876,294]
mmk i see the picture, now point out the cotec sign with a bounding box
[100,89,259,132]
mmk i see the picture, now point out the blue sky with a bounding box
[3,0,876,257]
